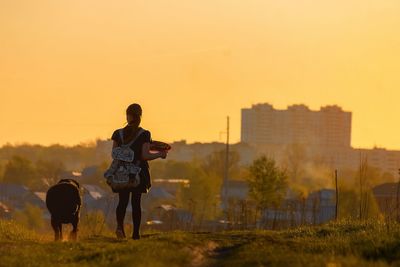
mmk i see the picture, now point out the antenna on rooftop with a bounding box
[221,116,230,215]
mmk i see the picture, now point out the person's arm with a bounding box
[141,142,167,161]
[111,129,120,149]
[112,140,118,148]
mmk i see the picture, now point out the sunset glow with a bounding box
[1,1,400,148]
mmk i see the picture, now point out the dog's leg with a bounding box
[51,218,61,241]
[59,223,63,241]
[70,215,79,241]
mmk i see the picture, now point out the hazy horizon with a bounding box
[1,1,400,149]
[0,102,397,151]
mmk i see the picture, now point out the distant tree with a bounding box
[340,166,389,190]
[281,144,335,197]
[381,171,395,184]
[358,156,382,220]
[281,144,307,188]
[3,156,39,188]
[177,168,221,224]
[36,159,66,187]
[171,150,241,225]
[336,164,382,221]
[0,162,4,182]
[338,189,359,219]
[0,143,100,171]
[247,156,288,210]
[202,149,240,180]
[338,188,380,220]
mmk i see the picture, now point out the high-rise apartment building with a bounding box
[241,103,352,148]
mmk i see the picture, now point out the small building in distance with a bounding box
[372,182,398,218]
[0,183,46,210]
[0,201,11,219]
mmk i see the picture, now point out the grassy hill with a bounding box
[1,220,400,267]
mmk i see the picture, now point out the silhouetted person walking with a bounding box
[110,103,167,239]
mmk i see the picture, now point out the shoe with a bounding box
[115,228,126,239]
[132,233,140,240]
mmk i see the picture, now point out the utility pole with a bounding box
[359,152,362,220]
[335,169,338,221]
[223,116,230,211]
[396,168,400,221]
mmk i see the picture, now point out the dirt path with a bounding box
[188,236,249,267]
[188,241,219,267]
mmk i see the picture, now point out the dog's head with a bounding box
[58,179,80,189]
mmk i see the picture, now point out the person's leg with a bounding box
[116,191,130,238]
[131,192,142,239]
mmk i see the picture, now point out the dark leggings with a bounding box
[116,191,142,236]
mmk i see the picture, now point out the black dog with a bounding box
[46,179,81,241]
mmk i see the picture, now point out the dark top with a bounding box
[111,126,152,193]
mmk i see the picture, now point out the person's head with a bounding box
[126,103,142,128]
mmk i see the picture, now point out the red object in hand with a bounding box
[150,141,171,151]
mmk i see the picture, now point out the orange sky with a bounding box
[1,1,400,149]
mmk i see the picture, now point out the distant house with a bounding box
[140,186,176,222]
[32,192,47,209]
[0,183,46,210]
[59,171,82,180]
[146,204,193,231]
[307,189,336,224]
[372,182,398,216]
[152,179,189,196]
[0,201,11,219]
[147,187,175,200]
[82,166,99,178]
[83,184,107,200]
[81,184,110,211]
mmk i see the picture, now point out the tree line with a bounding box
[0,143,397,228]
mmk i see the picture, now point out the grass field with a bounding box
[1,220,400,267]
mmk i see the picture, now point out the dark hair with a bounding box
[126,103,142,127]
